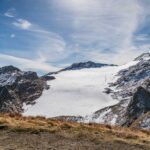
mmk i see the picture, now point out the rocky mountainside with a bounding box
[0,66,47,113]
[24,53,150,129]
[2,53,150,130]
[134,53,150,61]
[83,54,150,129]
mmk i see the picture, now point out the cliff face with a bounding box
[0,66,47,113]
[123,86,150,127]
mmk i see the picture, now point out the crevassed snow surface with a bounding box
[23,61,138,118]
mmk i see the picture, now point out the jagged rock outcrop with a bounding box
[41,75,56,81]
[109,59,150,101]
[123,86,150,127]
[0,66,47,113]
[134,53,150,61]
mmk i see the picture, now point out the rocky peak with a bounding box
[134,53,150,61]
[23,71,38,80]
[0,65,20,74]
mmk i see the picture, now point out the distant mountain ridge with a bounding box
[44,61,117,78]
[61,61,117,71]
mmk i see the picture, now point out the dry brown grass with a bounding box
[0,113,150,148]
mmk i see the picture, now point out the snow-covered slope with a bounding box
[23,60,138,118]
[82,55,150,127]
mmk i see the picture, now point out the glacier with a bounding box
[23,60,138,118]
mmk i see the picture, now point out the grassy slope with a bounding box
[0,114,150,150]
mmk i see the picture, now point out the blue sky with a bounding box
[0,0,150,73]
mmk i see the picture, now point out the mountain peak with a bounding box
[134,53,150,61]
[0,65,21,74]
[61,61,117,71]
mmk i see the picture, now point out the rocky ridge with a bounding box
[0,66,47,113]
[83,54,150,129]
[45,61,117,77]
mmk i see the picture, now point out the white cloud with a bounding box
[81,44,150,65]
[4,8,16,18]
[13,19,32,30]
[50,0,147,64]
[9,0,149,67]
[13,18,52,34]
[35,33,67,62]
[53,0,141,45]
[13,18,68,63]
[0,53,59,73]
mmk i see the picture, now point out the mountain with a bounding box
[61,61,117,71]
[1,53,150,130]
[44,61,117,77]
[0,66,47,113]
[23,59,137,117]
[83,54,150,129]
[32,52,150,130]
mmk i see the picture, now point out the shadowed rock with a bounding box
[123,87,150,127]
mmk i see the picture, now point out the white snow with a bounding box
[0,73,17,86]
[110,114,118,125]
[84,108,111,124]
[23,61,139,118]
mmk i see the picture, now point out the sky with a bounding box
[0,0,150,73]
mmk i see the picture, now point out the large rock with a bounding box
[123,86,150,127]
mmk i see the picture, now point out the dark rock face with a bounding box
[0,66,47,113]
[0,66,20,74]
[41,75,56,81]
[123,86,150,127]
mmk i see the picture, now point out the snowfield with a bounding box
[23,61,138,118]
